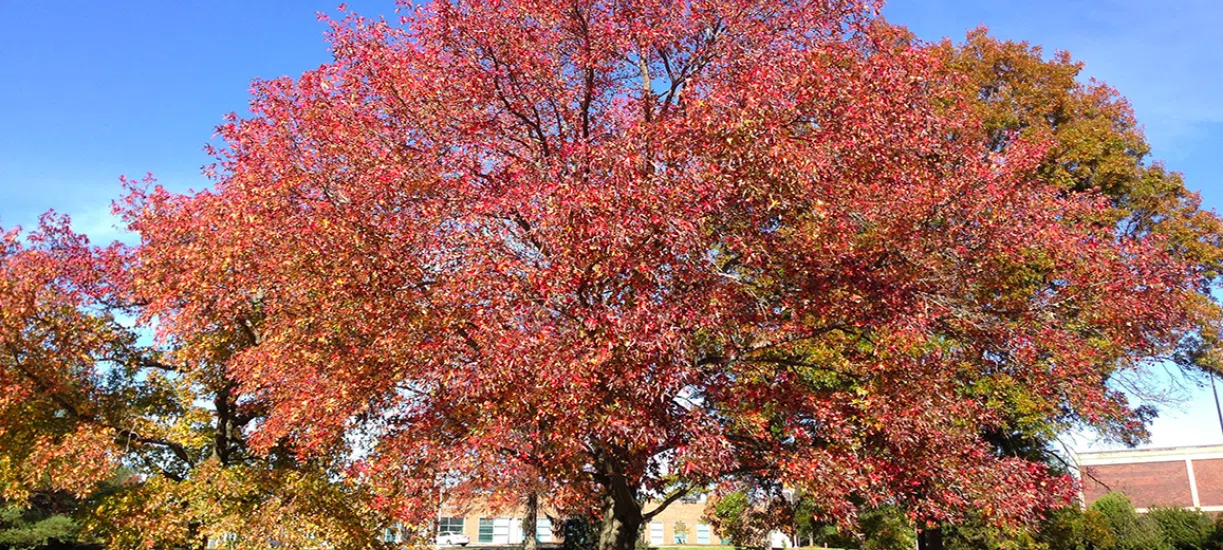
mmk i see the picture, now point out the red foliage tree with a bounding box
[115,2,1211,550]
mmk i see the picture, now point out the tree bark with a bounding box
[917,528,943,550]
[597,475,643,550]
[523,491,539,550]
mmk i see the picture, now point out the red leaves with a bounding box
[92,0,1213,533]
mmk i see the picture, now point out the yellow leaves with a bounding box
[86,476,199,550]
[0,457,30,505]
[0,424,121,501]
[80,460,388,550]
[166,408,214,450]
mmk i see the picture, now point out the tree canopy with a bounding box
[0,218,393,548]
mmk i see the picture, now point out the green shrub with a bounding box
[562,517,600,550]
[1033,505,1114,550]
[942,516,1041,550]
[859,506,916,550]
[810,523,860,550]
[1088,493,1170,550]
[1148,507,1215,550]
[0,503,90,550]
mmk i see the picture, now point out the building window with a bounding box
[440,517,465,535]
[674,522,688,545]
[696,523,711,545]
[479,518,494,543]
[497,517,514,544]
[650,522,664,546]
[208,533,239,548]
[537,518,553,543]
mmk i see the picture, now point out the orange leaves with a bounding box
[6,0,1198,544]
[25,426,120,498]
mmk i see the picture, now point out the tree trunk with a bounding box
[523,491,539,550]
[597,475,643,550]
[917,528,943,550]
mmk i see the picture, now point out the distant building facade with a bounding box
[434,495,724,547]
[641,496,723,546]
[1077,444,1223,512]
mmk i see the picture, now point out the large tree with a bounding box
[6,2,1219,550]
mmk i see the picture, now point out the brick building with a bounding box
[434,496,724,546]
[1076,444,1223,512]
[642,497,724,546]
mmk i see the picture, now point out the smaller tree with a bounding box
[705,488,826,549]
[859,507,916,550]
[941,513,1040,550]
[705,491,767,548]
[0,502,89,550]
[673,521,688,545]
[1088,493,1170,550]
[1037,505,1113,550]
[791,494,820,548]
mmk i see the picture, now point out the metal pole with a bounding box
[1212,374,1223,437]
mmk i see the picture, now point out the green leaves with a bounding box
[0,503,85,550]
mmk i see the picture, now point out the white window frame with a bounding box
[650,521,664,545]
[494,517,513,544]
[537,517,553,543]
[439,517,465,535]
[697,523,711,545]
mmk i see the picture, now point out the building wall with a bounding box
[642,501,722,546]
[1077,445,1223,513]
[438,503,552,546]
[438,500,724,546]
[1194,458,1223,506]
[1080,461,1194,508]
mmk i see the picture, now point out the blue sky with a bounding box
[2,0,1221,450]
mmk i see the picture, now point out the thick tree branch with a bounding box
[642,485,692,521]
